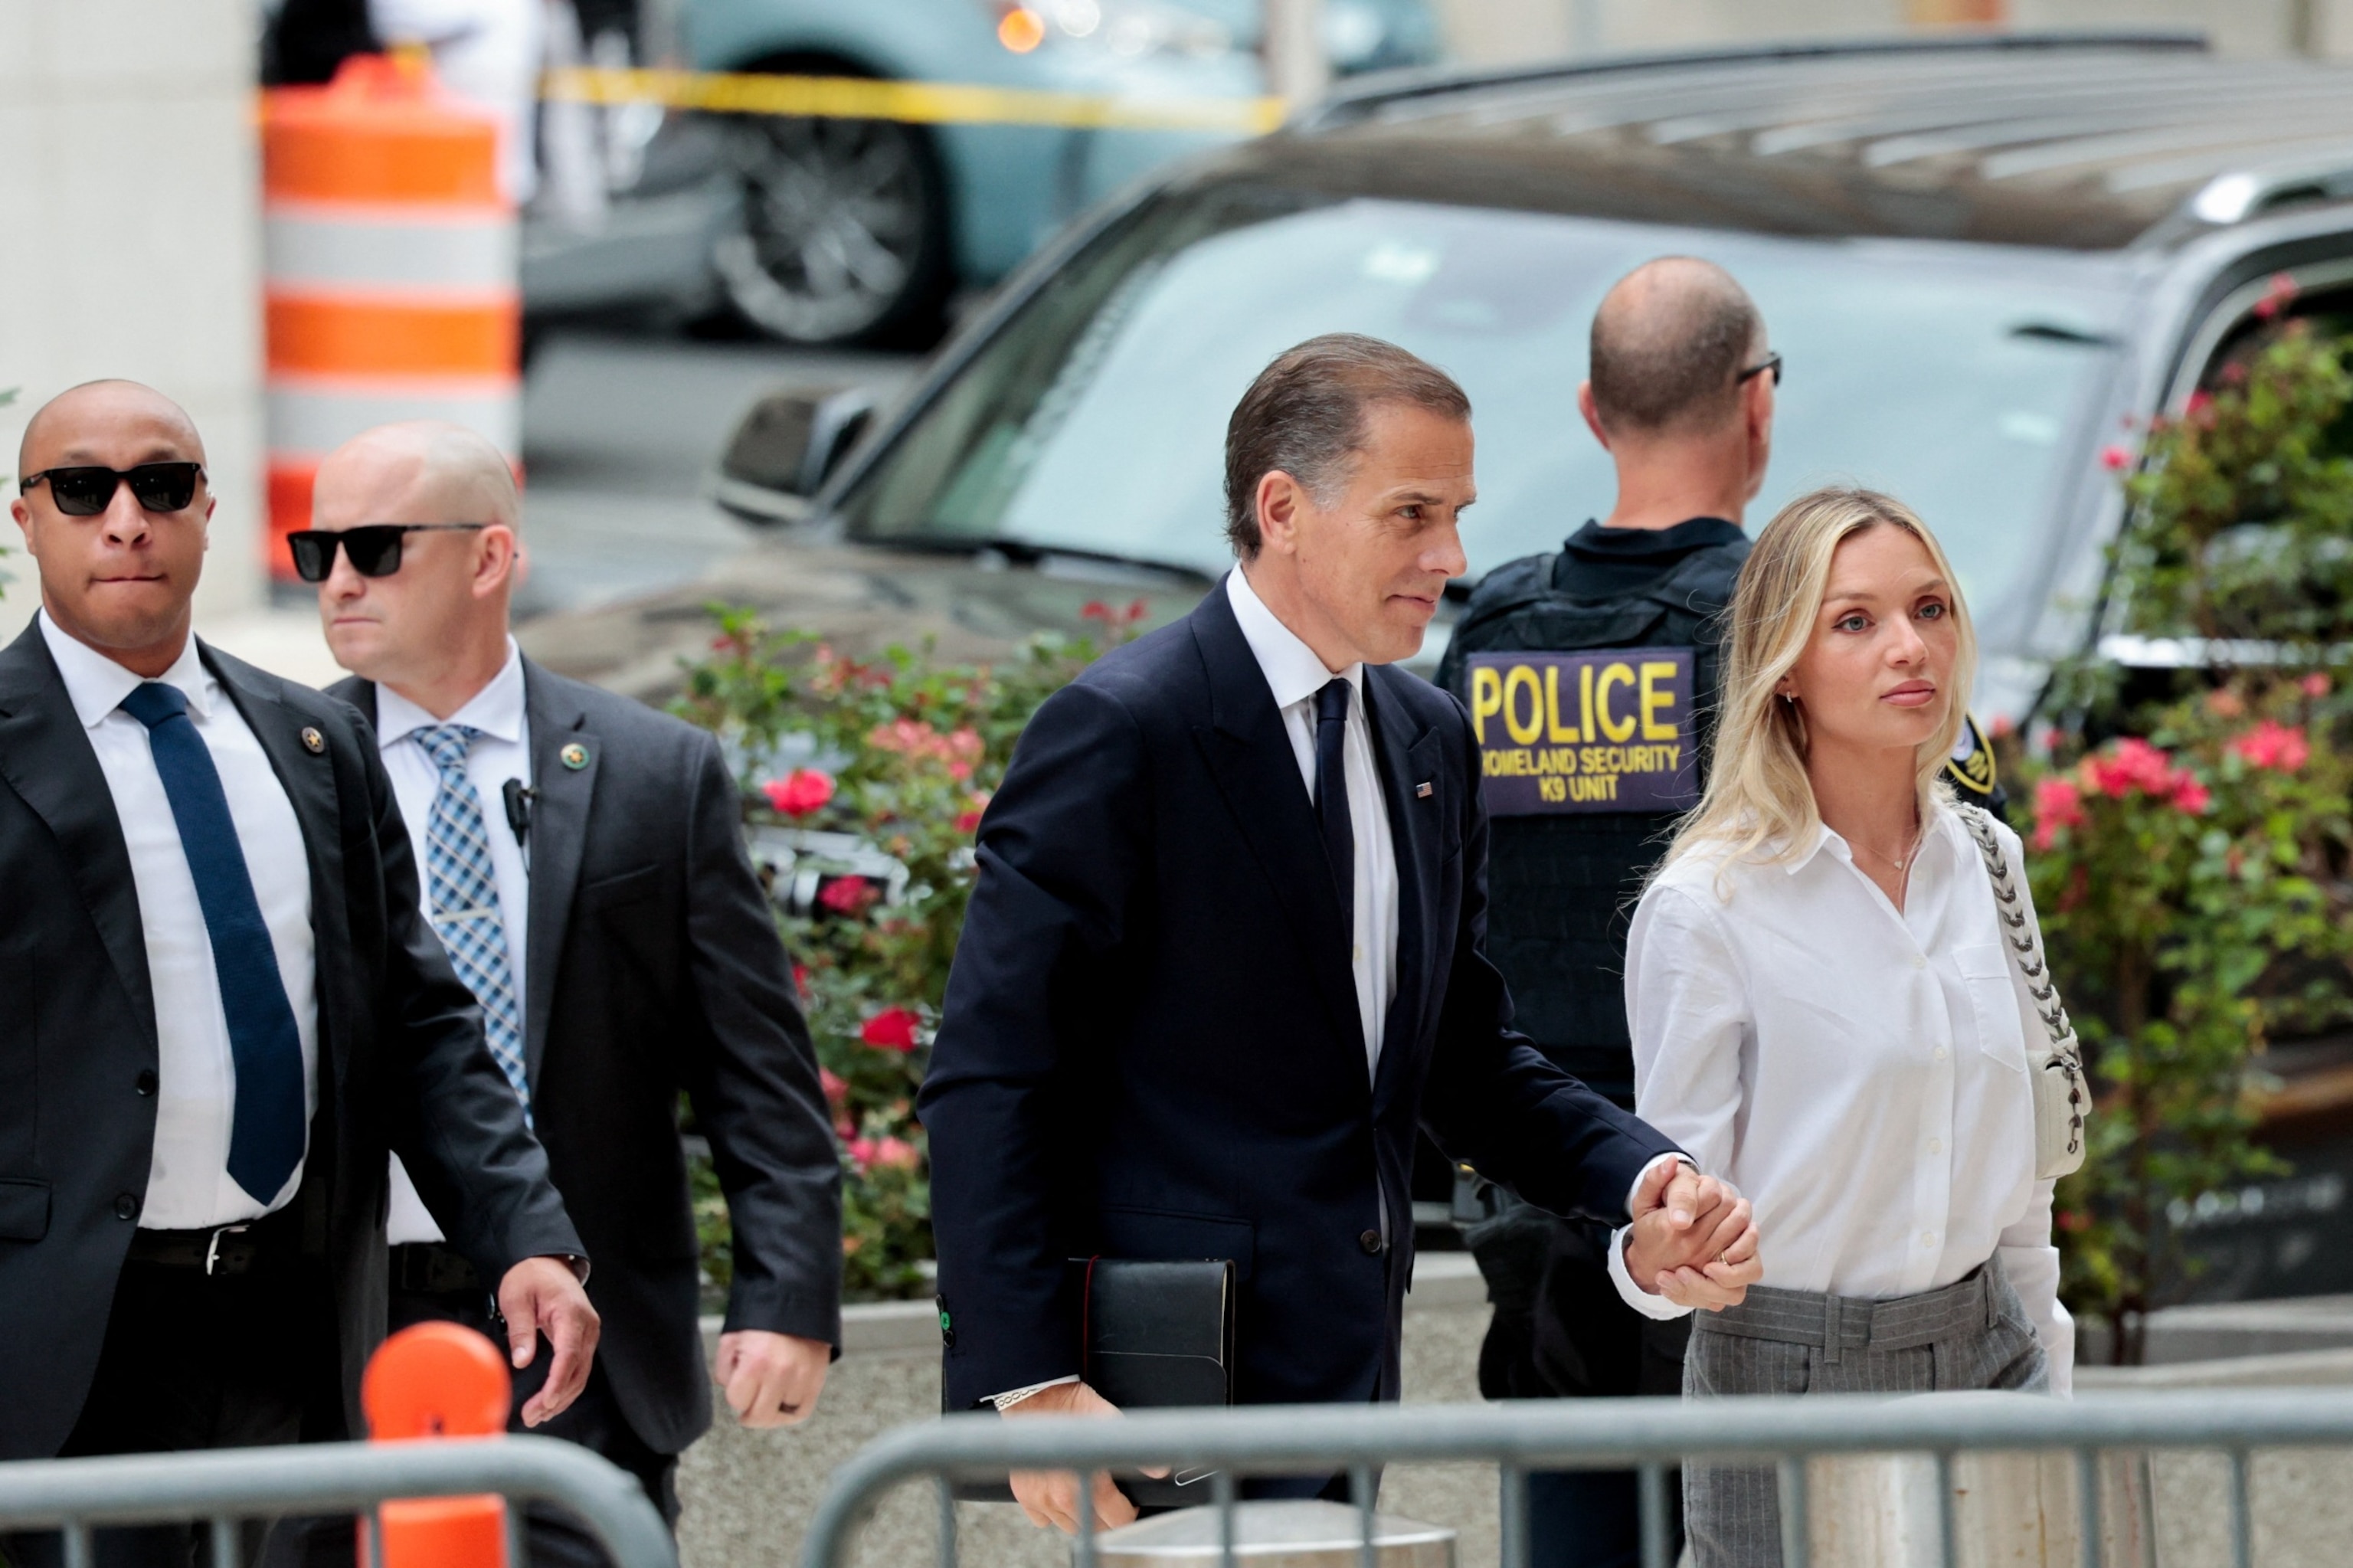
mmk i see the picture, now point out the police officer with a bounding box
[1438,257,1772,1568]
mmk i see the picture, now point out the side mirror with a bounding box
[712,385,878,523]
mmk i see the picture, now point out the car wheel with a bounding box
[712,110,949,346]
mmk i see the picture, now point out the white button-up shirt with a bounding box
[370,641,532,1246]
[1226,567,1399,1072]
[40,612,321,1229]
[1612,802,2073,1393]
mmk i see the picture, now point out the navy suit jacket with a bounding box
[920,579,1680,1413]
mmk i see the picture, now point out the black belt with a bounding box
[126,1223,272,1276]
[390,1242,483,1295]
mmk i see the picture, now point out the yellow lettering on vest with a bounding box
[1503,665,1543,746]
[1544,665,1579,742]
[1640,661,1679,741]
[1595,663,1637,742]
[1470,666,1502,745]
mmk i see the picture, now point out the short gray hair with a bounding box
[1588,257,1764,436]
[1222,334,1470,558]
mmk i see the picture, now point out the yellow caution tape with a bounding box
[542,66,1287,136]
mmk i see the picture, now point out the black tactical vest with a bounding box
[1438,535,1750,1106]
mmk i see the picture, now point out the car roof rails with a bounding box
[1294,29,2212,134]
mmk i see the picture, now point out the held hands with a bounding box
[496,1255,602,1426]
[1623,1159,1762,1311]
[1003,1380,1170,1534]
[712,1330,832,1428]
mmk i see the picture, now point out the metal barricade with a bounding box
[802,1391,2353,1568]
[0,1435,675,1568]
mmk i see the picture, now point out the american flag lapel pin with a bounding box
[1415,781,1433,798]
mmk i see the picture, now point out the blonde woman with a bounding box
[1611,486,2072,1567]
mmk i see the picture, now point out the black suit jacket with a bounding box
[919,581,1680,1413]
[333,660,841,1456]
[0,624,584,1461]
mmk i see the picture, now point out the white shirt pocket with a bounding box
[1955,942,2027,1072]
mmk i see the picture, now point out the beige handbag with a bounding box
[1956,804,2090,1180]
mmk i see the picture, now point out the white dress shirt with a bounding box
[1226,568,1399,1070]
[371,640,532,1246]
[40,613,322,1230]
[1609,802,2074,1394]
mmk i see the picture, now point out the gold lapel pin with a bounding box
[1415,781,1433,798]
[561,743,590,771]
[300,726,326,755]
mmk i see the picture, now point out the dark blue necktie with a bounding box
[119,682,307,1206]
[1314,677,1354,931]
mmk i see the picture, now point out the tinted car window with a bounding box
[839,188,2129,629]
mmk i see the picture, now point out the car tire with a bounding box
[712,93,951,349]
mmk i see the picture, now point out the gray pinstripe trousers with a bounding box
[1681,1255,2049,1568]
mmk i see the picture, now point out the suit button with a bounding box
[135,1070,157,1095]
[1359,1229,1383,1255]
[113,1193,139,1221]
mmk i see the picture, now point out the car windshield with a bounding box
[836,186,2126,634]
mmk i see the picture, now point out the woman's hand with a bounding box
[1657,1218,1762,1311]
[1624,1160,1763,1310]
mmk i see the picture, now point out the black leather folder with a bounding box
[951,1256,1236,1507]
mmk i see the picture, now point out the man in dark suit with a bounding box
[0,382,597,1560]
[300,421,841,1560]
[920,335,1763,1536]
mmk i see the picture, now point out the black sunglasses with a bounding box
[1739,351,1784,388]
[286,523,489,583]
[20,462,205,516]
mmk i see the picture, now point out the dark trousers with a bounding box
[1,1236,332,1568]
[1468,1208,1689,1568]
[263,1276,677,1568]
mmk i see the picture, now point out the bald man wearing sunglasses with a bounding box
[295,421,842,1566]
[0,381,597,1563]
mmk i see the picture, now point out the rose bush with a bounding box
[674,605,1141,1299]
[2025,306,2353,1361]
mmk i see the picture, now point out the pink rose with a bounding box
[817,875,878,916]
[2230,720,2310,773]
[859,1006,921,1052]
[762,768,836,818]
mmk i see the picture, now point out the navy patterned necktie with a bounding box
[1314,677,1355,931]
[412,724,532,1117]
[119,681,307,1205]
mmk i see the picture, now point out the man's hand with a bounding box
[496,1256,601,1426]
[1624,1160,1762,1311]
[1003,1381,1169,1534]
[713,1331,831,1429]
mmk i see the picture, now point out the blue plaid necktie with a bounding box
[413,724,530,1118]
[119,681,308,1205]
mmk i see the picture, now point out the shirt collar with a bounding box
[1225,567,1363,712]
[374,639,527,748]
[39,608,214,728]
[1784,797,1957,876]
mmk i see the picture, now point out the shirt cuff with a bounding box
[989,1375,1080,1412]
[1607,1223,1696,1321]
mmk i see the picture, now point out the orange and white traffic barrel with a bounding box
[261,54,520,581]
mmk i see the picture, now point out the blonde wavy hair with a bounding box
[1663,485,1977,873]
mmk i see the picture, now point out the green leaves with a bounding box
[676,613,1117,1299]
[2027,315,2353,1361]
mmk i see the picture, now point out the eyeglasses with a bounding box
[286,523,489,582]
[19,462,205,516]
[1738,351,1784,388]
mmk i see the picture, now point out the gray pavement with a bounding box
[513,329,918,619]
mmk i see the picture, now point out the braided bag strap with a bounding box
[1955,803,2090,1176]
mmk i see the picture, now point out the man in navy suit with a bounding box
[920,334,1762,1535]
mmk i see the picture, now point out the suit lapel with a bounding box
[204,643,355,1092]
[1186,588,1369,1079]
[522,660,595,1088]
[0,622,155,1053]
[1364,667,1443,1115]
